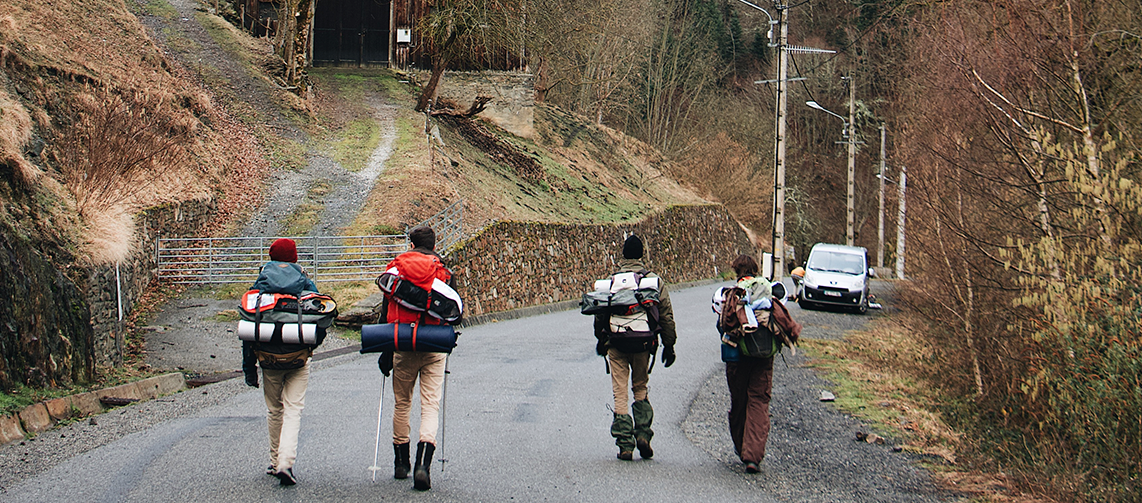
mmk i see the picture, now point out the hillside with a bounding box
[0,0,710,392]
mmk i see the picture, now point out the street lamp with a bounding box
[806,100,848,137]
[806,98,856,246]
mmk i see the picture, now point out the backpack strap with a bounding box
[253,290,263,343]
[296,292,305,346]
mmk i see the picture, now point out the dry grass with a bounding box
[53,85,209,263]
[2,0,169,88]
[803,314,1065,503]
[0,86,39,184]
[803,317,962,462]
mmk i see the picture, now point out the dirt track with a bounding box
[134,0,392,373]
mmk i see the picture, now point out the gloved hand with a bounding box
[595,339,608,356]
[244,369,259,388]
[378,351,393,377]
[661,345,676,367]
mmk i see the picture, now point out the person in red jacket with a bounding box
[377,226,456,491]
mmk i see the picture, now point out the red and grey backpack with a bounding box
[375,251,463,325]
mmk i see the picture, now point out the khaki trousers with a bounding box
[262,362,310,471]
[392,351,447,445]
[607,348,650,415]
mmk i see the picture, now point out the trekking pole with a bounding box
[438,355,450,471]
[367,375,387,482]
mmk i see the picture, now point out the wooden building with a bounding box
[312,0,430,68]
[234,0,517,70]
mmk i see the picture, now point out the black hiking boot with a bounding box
[636,438,654,459]
[413,442,435,490]
[274,467,297,486]
[394,442,411,479]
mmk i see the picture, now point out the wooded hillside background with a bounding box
[494,0,1140,499]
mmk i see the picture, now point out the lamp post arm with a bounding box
[731,0,775,23]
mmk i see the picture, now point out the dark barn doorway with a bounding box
[313,0,391,66]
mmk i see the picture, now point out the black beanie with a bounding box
[622,235,644,259]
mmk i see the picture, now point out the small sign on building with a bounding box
[396,28,411,44]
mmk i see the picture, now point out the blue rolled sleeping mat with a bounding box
[360,322,458,354]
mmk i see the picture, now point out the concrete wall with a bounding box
[447,204,756,317]
[85,199,214,366]
[432,71,535,139]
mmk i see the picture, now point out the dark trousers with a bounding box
[726,356,774,464]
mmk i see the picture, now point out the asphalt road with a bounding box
[0,281,955,502]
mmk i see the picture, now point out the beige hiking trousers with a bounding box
[607,348,651,415]
[262,362,310,471]
[392,351,448,445]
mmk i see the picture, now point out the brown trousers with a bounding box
[726,356,774,464]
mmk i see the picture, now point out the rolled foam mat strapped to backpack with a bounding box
[360,322,458,354]
[237,320,320,344]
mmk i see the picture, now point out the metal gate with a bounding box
[156,201,462,284]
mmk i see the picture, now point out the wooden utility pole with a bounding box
[772,6,789,280]
[895,166,907,280]
[845,76,855,246]
[877,123,886,270]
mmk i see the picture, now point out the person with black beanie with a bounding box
[593,234,677,460]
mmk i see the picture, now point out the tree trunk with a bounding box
[416,58,446,112]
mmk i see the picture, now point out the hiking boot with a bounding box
[413,442,435,490]
[274,468,297,486]
[394,442,411,479]
[632,399,654,450]
[266,465,275,476]
[610,413,636,459]
[636,438,654,459]
[745,462,760,474]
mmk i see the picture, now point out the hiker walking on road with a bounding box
[376,226,459,491]
[717,254,800,473]
[594,234,677,461]
[242,238,326,486]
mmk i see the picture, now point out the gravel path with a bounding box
[131,0,398,374]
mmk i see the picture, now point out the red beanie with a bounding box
[269,238,298,263]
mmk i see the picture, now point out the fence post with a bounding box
[312,238,319,285]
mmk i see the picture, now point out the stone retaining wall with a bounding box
[85,199,214,366]
[446,204,755,317]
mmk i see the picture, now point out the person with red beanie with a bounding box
[244,237,321,486]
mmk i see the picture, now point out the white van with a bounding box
[798,243,875,314]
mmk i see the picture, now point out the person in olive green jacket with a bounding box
[593,235,677,461]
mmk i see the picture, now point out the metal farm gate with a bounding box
[156,201,462,285]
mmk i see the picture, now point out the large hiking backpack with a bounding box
[713,285,781,359]
[238,290,337,345]
[581,271,661,353]
[375,253,463,324]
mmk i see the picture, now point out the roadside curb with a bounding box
[0,372,187,446]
